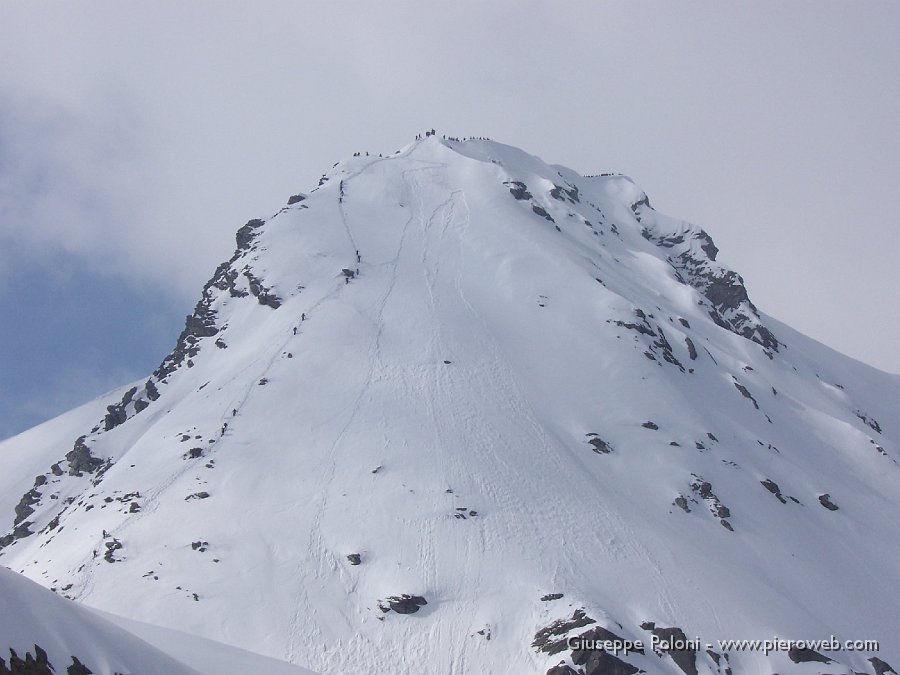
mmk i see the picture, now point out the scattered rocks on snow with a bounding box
[642,421,659,430]
[855,410,883,434]
[541,593,564,602]
[611,310,685,371]
[185,492,210,501]
[347,553,361,565]
[191,540,209,552]
[689,475,732,531]
[453,507,478,520]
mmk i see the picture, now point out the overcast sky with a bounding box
[1,1,898,440]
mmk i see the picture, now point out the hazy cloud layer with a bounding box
[1,1,897,435]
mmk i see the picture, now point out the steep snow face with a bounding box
[1,136,899,675]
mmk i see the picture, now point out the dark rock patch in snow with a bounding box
[732,380,759,409]
[572,644,640,674]
[690,475,732,530]
[684,337,697,361]
[787,646,832,664]
[347,553,361,565]
[818,494,839,511]
[586,434,614,454]
[647,625,697,675]
[760,479,787,504]
[235,218,265,251]
[13,487,41,527]
[379,594,427,615]
[870,656,898,675]
[0,644,85,675]
[855,410,883,434]
[504,181,532,201]
[532,205,556,223]
[66,437,104,477]
[533,609,597,655]
[243,269,282,308]
[103,538,123,563]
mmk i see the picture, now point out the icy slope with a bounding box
[2,136,898,674]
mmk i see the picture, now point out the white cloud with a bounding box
[0,1,897,372]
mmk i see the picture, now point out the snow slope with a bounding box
[2,135,898,674]
[0,566,317,674]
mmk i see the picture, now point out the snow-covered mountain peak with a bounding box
[1,134,898,675]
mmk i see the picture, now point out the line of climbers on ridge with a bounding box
[414,130,493,142]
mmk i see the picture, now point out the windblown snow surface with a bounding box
[2,136,898,674]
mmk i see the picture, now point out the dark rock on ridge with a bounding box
[65,437,104,477]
